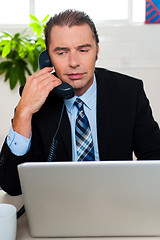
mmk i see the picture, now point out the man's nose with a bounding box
[68,52,80,68]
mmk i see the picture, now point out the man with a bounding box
[1,9,160,196]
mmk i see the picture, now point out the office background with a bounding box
[0,0,160,148]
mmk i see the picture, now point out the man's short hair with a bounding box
[44,9,99,49]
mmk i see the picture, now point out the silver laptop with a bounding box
[18,161,160,238]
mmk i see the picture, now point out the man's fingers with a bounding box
[31,67,54,78]
[26,67,61,90]
[42,78,62,94]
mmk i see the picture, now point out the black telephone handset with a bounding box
[39,50,74,99]
[19,50,74,99]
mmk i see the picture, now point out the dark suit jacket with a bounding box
[1,67,160,195]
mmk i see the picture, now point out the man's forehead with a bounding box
[49,24,95,46]
[50,24,93,38]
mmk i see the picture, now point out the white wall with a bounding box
[0,24,160,148]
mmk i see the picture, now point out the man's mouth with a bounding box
[67,73,85,79]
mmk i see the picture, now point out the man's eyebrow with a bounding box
[53,44,92,52]
[77,44,92,49]
[53,47,70,52]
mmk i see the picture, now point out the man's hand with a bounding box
[12,67,62,138]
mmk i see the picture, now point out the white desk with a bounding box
[0,190,160,240]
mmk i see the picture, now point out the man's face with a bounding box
[48,24,99,96]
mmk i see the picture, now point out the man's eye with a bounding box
[57,52,65,55]
[80,49,89,53]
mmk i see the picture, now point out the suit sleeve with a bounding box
[0,139,32,195]
[133,80,160,159]
[0,120,44,196]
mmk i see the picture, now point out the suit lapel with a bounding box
[96,68,111,160]
[59,107,72,160]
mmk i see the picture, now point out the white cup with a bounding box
[0,204,17,240]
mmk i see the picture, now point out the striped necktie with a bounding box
[74,98,95,161]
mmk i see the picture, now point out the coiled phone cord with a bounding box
[17,102,65,219]
[17,205,25,219]
[47,102,64,162]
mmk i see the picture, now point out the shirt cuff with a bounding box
[7,124,32,156]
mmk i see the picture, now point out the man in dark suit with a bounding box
[1,10,160,196]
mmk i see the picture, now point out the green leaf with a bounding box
[0,40,10,46]
[17,65,26,85]
[28,49,39,72]
[30,14,39,22]
[28,50,34,65]
[9,65,19,89]
[36,37,45,47]
[42,14,49,23]
[2,41,12,57]
[2,32,12,38]
[37,28,43,36]
[29,23,42,36]
[13,33,20,39]
[32,58,38,72]
[18,43,27,59]
[29,22,41,28]
[42,23,46,29]
[18,50,26,59]
[0,61,13,74]
[4,69,10,82]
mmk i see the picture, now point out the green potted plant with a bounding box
[0,14,49,89]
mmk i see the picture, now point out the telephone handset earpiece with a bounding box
[38,50,52,69]
[39,50,74,99]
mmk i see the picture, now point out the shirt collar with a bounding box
[64,74,96,114]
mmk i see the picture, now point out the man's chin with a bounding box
[64,78,84,88]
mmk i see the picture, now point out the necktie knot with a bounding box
[74,98,83,112]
